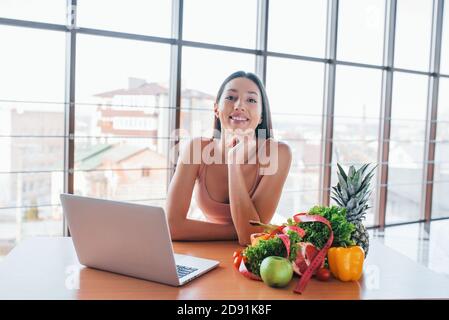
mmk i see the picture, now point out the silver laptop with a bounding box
[60,193,219,286]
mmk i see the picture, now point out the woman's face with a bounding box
[214,77,262,134]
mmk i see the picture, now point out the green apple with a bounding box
[259,256,293,288]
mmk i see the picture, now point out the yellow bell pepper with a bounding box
[327,246,365,282]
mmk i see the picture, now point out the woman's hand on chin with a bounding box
[226,130,258,165]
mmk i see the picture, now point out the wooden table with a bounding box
[0,237,448,299]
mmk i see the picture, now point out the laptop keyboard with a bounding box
[176,265,198,278]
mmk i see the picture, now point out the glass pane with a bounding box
[0,107,64,212]
[266,58,325,200]
[394,0,433,71]
[0,26,65,102]
[333,65,382,166]
[337,0,386,65]
[77,0,172,37]
[386,184,423,224]
[437,77,449,123]
[332,141,378,168]
[74,137,169,202]
[74,168,168,202]
[387,72,428,223]
[284,165,321,194]
[266,58,324,142]
[440,1,449,75]
[0,102,64,136]
[390,119,426,141]
[0,26,65,257]
[183,0,258,49]
[334,66,382,120]
[75,136,169,169]
[0,206,63,257]
[390,72,427,139]
[0,0,66,25]
[0,137,64,172]
[332,65,381,226]
[435,78,449,186]
[435,123,449,143]
[0,104,64,174]
[76,34,171,103]
[74,133,169,201]
[0,171,64,209]
[266,58,325,117]
[268,0,327,57]
[434,161,449,182]
[277,146,322,203]
[277,190,321,220]
[432,183,449,218]
[389,142,425,184]
[75,35,171,203]
[389,72,428,179]
[180,47,255,137]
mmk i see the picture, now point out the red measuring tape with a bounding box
[238,213,334,294]
[292,213,334,294]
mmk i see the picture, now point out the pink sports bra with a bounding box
[194,138,265,224]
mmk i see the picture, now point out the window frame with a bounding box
[0,0,448,237]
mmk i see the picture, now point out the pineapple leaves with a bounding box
[337,163,348,181]
[359,163,370,176]
[348,165,356,178]
[332,163,376,223]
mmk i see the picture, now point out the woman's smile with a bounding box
[229,111,250,125]
[215,77,263,132]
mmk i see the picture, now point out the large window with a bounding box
[266,58,325,217]
[77,0,172,37]
[394,0,433,71]
[441,0,449,75]
[386,72,428,224]
[2,0,449,258]
[331,65,382,227]
[268,0,327,58]
[183,0,258,49]
[433,77,449,219]
[0,0,66,25]
[337,0,386,65]
[74,34,171,208]
[0,25,66,256]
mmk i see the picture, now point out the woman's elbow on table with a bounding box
[167,217,183,241]
[237,232,251,247]
[168,224,178,241]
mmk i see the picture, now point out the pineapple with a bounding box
[331,163,376,258]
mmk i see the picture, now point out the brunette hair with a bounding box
[213,71,273,139]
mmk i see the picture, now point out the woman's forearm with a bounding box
[169,217,238,241]
[228,164,264,245]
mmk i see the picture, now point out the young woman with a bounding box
[166,71,292,246]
